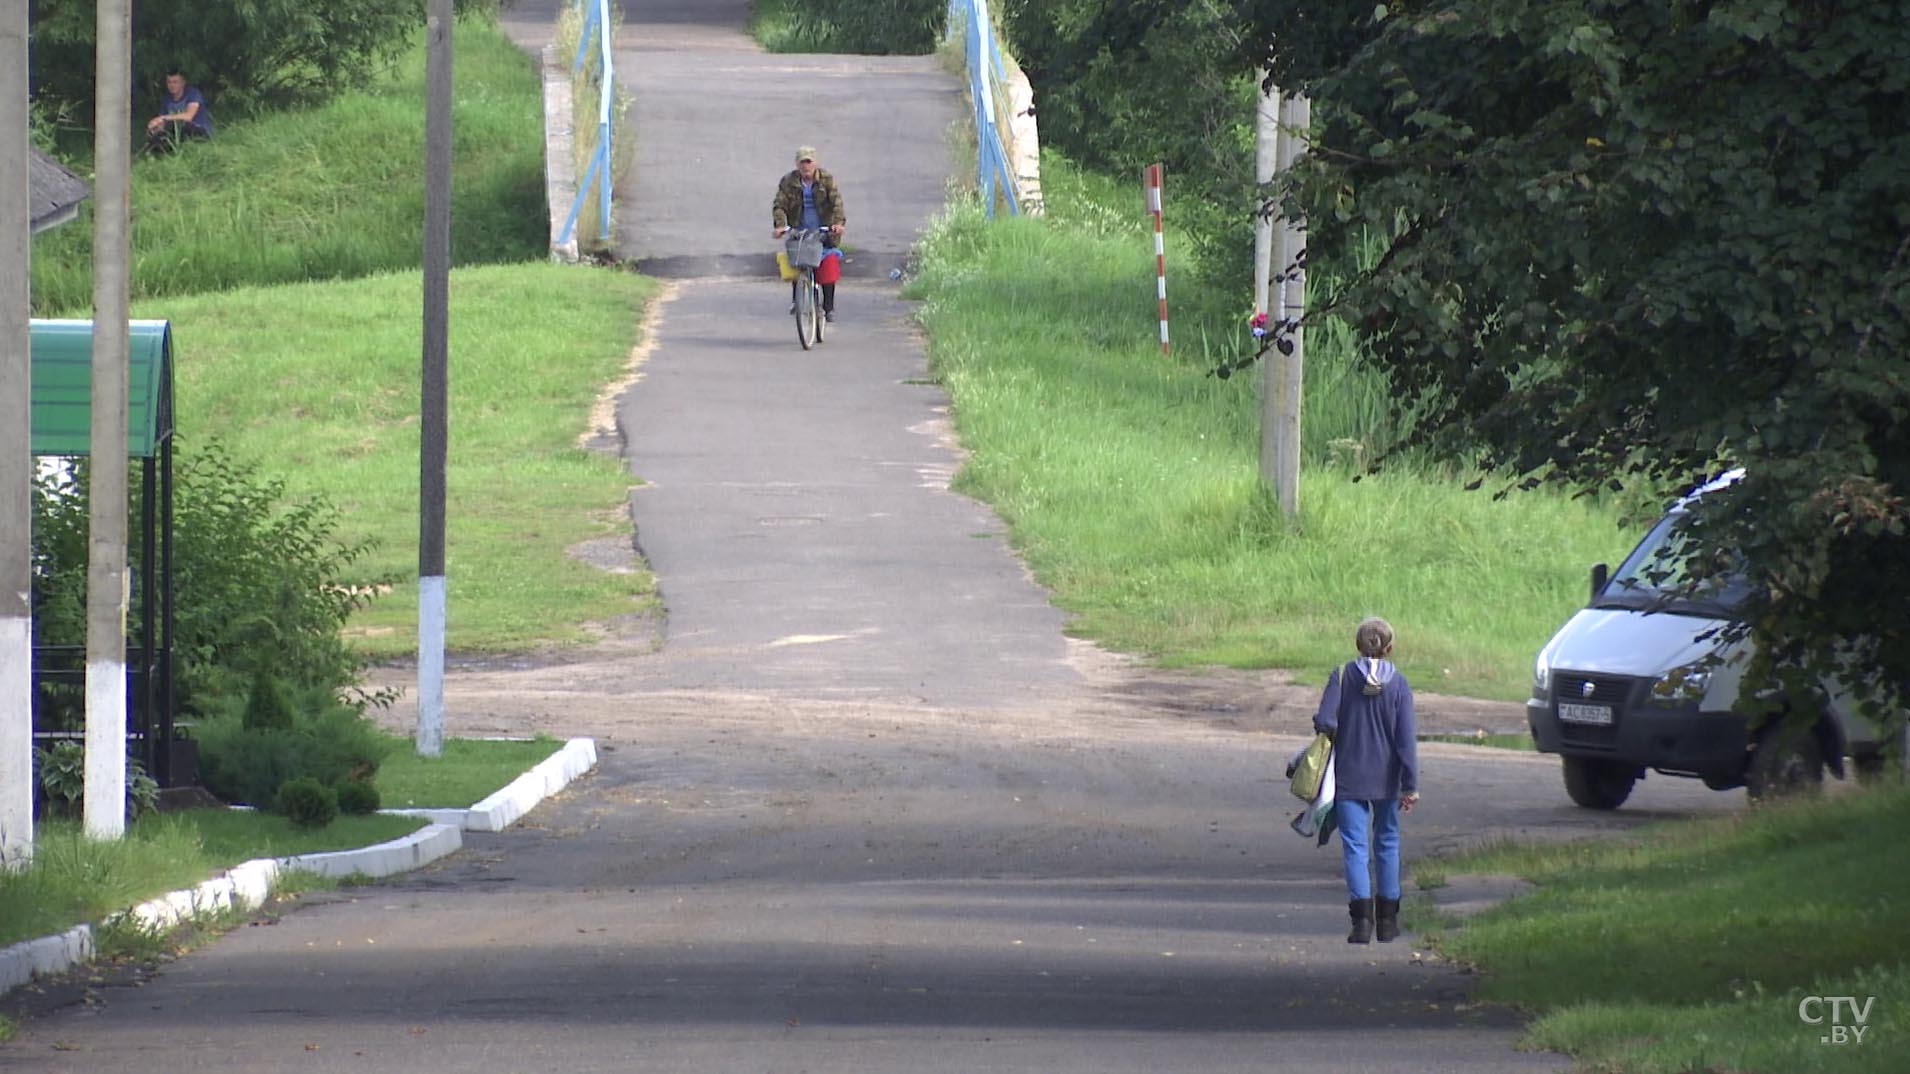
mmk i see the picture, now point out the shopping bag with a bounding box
[1288,732,1333,801]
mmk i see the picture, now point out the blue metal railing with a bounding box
[945,0,1019,217]
[558,0,615,245]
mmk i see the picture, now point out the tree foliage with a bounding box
[999,0,1261,264]
[31,443,389,729]
[28,0,497,118]
[1243,1,1908,724]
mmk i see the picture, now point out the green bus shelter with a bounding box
[28,319,182,785]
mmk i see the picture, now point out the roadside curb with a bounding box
[385,737,599,832]
[0,737,598,999]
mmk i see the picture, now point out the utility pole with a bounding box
[1268,94,1310,519]
[1253,74,1280,489]
[1,0,35,867]
[86,0,132,838]
[417,0,454,757]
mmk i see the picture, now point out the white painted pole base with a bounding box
[0,617,32,867]
[83,658,127,839]
[417,575,446,757]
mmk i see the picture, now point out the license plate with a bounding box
[1559,702,1614,726]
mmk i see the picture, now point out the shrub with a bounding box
[30,0,500,118]
[31,742,161,823]
[335,779,382,816]
[274,778,339,830]
[29,442,391,737]
[194,681,396,809]
[241,667,295,731]
[32,741,85,818]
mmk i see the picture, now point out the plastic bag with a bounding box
[1288,732,1333,801]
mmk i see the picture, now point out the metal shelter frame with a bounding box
[27,319,181,785]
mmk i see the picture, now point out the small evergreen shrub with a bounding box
[275,777,339,830]
[335,779,381,816]
[194,679,396,808]
[242,667,296,731]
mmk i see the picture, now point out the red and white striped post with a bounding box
[1144,163,1169,355]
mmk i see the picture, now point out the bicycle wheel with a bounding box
[812,281,826,343]
[795,269,816,350]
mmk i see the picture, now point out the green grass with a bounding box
[29,18,546,315]
[1415,785,1910,1073]
[0,821,211,948]
[1,734,560,949]
[377,734,565,808]
[142,262,660,656]
[163,809,427,863]
[0,811,423,948]
[909,154,1635,700]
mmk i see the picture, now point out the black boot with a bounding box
[1375,896,1401,943]
[1347,898,1374,944]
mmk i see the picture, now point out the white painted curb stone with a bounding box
[1,737,596,999]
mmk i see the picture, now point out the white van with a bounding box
[1527,472,1890,808]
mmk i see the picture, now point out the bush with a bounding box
[194,681,396,809]
[31,742,164,823]
[241,667,296,731]
[29,442,390,736]
[274,778,339,830]
[335,779,382,816]
[30,0,500,119]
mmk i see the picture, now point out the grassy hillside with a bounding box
[910,155,1637,699]
[142,263,660,655]
[30,19,546,315]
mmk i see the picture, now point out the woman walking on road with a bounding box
[1311,616,1419,943]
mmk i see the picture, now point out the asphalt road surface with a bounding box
[2,2,1743,1071]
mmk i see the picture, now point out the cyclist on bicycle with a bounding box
[772,145,847,322]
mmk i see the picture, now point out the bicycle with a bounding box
[781,228,829,350]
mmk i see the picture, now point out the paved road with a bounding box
[3,3,1745,1072]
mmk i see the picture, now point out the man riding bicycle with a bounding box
[772,146,847,322]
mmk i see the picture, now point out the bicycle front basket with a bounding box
[790,231,825,269]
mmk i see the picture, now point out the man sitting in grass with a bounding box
[144,68,214,154]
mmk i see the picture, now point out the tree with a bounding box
[28,0,497,118]
[1241,1,1909,727]
[999,0,1263,265]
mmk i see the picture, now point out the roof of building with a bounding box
[29,147,92,232]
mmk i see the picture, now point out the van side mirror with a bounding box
[1590,563,1610,602]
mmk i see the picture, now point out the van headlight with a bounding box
[1650,664,1712,702]
[1534,654,1551,694]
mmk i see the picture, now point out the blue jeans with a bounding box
[1338,798,1401,901]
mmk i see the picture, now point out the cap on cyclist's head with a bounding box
[796,146,817,163]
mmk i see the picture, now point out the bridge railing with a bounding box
[558,0,615,246]
[945,0,1020,217]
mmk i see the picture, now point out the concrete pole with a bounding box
[1,0,35,868]
[417,0,454,758]
[1254,77,1281,489]
[1251,75,1278,321]
[86,0,132,838]
[1271,95,1310,519]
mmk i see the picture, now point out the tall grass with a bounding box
[29,18,546,315]
[0,820,210,948]
[910,154,1633,699]
[141,263,660,656]
[1418,785,1909,1073]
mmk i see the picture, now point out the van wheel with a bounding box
[1562,757,1636,810]
[1745,719,1825,802]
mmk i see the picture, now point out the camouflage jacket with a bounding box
[772,168,847,230]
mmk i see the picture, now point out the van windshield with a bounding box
[1596,511,1755,616]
